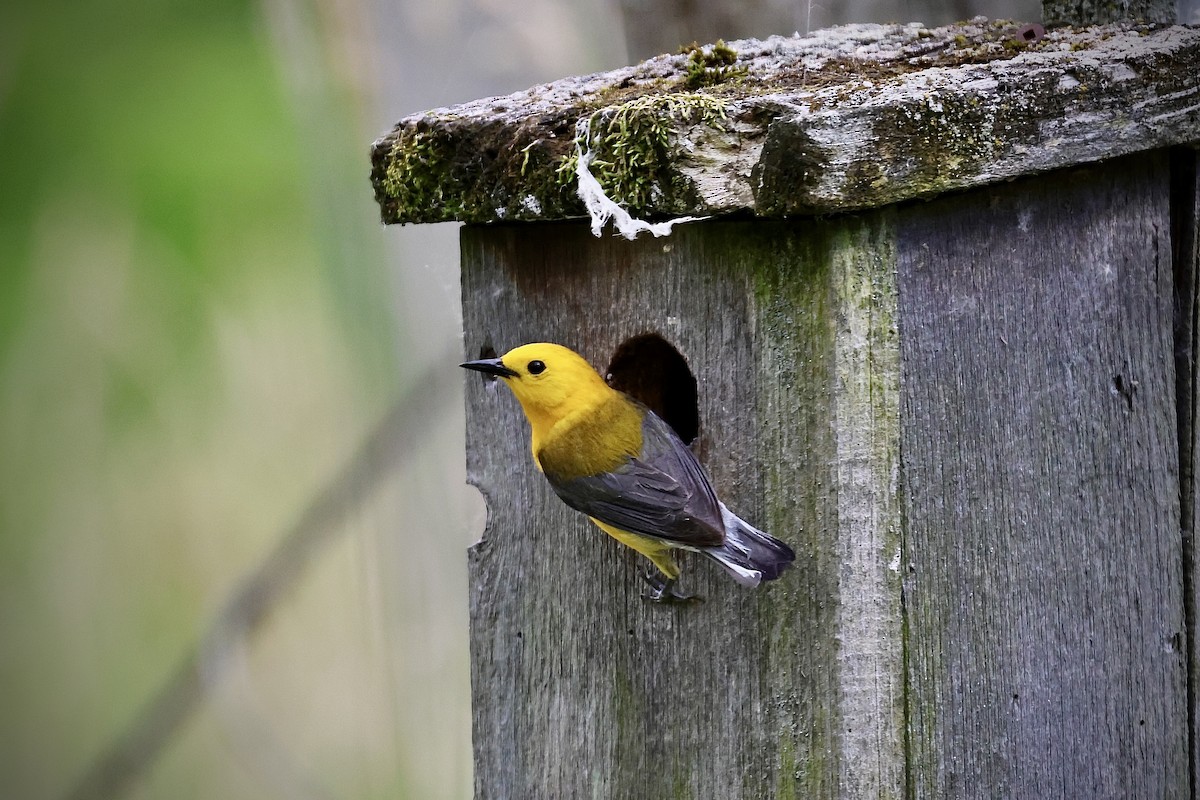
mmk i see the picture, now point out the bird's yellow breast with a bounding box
[534,392,644,480]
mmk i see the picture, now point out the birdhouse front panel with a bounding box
[460,218,904,799]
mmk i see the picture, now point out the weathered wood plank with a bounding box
[830,224,904,797]
[461,219,904,798]
[372,21,1200,226]
[1175,145,1200,793]
[897,151,1189,797]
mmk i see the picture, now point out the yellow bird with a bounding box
[461,342,794,602]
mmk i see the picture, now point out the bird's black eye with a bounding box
[528,360,546,375]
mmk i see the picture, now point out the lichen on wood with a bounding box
[371,18,1200,226]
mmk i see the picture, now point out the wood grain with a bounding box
[461,219,904,798]
[897,152,1189,797]
[459,150,1194,798]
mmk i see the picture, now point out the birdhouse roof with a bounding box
[370,18,1199,226]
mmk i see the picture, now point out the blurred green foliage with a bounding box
[3,0,289,340]
[0,0,407,795]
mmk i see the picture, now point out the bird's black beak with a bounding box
[460,357,518,379]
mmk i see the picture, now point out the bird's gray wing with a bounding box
[543,409,725,547]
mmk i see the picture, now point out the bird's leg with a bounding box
[638,561,702,604]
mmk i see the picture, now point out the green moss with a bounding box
[803,703,831,790]
[672,768,692,800]
[777,732,798,800]
[555,150,581,189]
[373,79,737,222]
[378,128,467,220]
[372,115,582,223]
[680,40,748,89]
[574,92,729,212]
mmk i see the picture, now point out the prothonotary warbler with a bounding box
[461,342,795,602]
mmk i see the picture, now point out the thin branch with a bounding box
[64,351,459,800]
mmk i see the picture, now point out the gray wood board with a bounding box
[373,21,1200,225]
[1177,145,1200,791]
[897,152,1190,797]
[461,219,904,798]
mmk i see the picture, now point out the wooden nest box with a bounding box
[372,18,1200,799]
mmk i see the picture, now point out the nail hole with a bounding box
[1112,374,1136,411]
[1016,22,1044,42]
[471,342,502,385]
[606,333,700,445]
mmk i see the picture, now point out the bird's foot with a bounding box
[638,564,702,605]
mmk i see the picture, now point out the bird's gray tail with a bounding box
[702,503,796,588]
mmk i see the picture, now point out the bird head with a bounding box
[460,343,611,429]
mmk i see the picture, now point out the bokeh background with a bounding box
[19,0,1196,795]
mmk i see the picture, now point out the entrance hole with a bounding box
[605,333,700,445]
